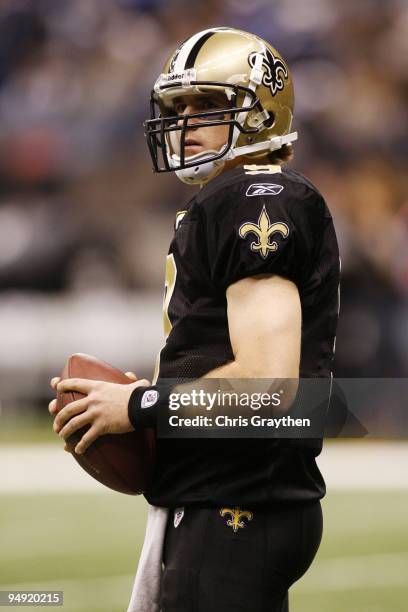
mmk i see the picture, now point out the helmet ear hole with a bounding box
[264,112,275,128]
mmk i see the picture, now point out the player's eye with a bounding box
[174,102,187,114]
[200,98,226,112]
[171,97,228,119]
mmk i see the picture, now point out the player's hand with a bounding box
[48,374,150,454]
[48,371,139,416]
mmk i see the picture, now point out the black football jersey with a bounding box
[144,164,340,508]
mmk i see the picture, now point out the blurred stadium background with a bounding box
[0,0,407,610]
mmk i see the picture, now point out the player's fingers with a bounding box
[48,398,58,415]
[58,411,93,442]
[74,425,101,455]
[56,378,95,395]
[53,397,89,433]
[50,377,61,390]
[125,371,138,381]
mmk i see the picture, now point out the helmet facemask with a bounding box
[144,80,265,179]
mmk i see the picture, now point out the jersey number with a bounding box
[163,253,177,339]
[152,254,177,384]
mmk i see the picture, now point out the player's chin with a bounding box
[185,145,204,156]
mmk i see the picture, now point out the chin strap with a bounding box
[175,154,225,184]
[231,131,298,158]
[174,131,298,185]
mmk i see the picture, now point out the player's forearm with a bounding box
[170,358,299,417]
[203,357,298,380]
[128,353,299,427]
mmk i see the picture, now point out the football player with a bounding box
[49,28,340,611]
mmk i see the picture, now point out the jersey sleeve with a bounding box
[199,178,326,291]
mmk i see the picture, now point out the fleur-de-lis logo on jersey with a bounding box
[239,206,289,259]
[220,507,253,532]
[248,50,288,96]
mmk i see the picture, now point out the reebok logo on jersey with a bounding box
[246,183,284,197]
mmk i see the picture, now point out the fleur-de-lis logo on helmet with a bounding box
[220,507,253,532]
[239,206,289,259]
[248,49,289,96]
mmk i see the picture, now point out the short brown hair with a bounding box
[266,144,294,165]
[234,144,294,171]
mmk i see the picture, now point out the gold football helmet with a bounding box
[144,27,297,184]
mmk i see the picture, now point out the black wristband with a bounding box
[128,383,171,429]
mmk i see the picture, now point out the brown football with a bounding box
[56,353,155,495]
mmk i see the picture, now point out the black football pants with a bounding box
[160,501,322,612]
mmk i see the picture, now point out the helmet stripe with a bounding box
[185,31,215,69]
[171,27,233,73]
[171,28,215,72]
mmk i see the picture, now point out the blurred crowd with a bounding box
[0,0,407,380]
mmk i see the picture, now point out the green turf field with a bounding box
[0,491,407,612]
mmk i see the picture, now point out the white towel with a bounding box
[127,504,169,612]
